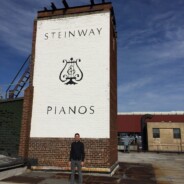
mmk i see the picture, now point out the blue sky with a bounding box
[0,0,184,112]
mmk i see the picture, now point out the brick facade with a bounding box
[19,87,33,158]
[19,3,118,173]
[109,13,118,167]
[29,138,111,168]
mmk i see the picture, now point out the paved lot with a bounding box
[1,151,184,184]
[118,152,184,184]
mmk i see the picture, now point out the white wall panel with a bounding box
[30,12,110,138]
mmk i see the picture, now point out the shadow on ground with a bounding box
[2,162,159,184]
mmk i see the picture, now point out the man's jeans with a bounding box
[70,159,82,184]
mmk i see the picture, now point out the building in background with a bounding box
[117,112,184,152]
[147,122,184,152]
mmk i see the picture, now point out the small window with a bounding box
[153,128,160,138]
[173,128,181,139]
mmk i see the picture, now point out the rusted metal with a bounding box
[51,2,57,10]
[62,0,69,9]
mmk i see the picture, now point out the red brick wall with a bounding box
[109,14,118,166]
[19,86,33,158]
[29,138,111,168]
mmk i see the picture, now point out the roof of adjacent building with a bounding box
[118,111,184,115]
[117,112,184,132]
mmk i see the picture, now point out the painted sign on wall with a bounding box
[30,12,110,138]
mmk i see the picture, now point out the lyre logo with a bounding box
[59,58,83,85]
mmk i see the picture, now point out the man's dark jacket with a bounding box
[69,141,85,161]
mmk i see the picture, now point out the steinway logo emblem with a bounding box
[59,58,83,85]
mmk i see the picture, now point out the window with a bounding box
[153,128,160,138]
[173,128,181,139]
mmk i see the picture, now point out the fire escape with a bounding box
[5,55,31,99]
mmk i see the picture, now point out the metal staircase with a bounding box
[6,55,31,99]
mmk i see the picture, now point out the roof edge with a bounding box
[118,112,184,115]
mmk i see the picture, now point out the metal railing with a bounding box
[5,55,31,99]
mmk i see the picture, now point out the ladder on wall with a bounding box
[6,55,31,99]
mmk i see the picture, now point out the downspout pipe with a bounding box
[141,114,153,151]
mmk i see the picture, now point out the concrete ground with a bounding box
[1,151,184,184]
[118,151,184,184]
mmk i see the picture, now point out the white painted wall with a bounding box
[30,12,110,138]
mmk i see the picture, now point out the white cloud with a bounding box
[118,77,153,94]
[0,2,35,53]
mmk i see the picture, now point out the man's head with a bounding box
[75,133,80,141]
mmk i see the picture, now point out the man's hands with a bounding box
[68,161,84,167]
[81,162,84,167]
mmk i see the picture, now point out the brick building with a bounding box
[18,2,118,174]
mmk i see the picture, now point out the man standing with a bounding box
[124,135,130,153]
[69,133,85,184]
